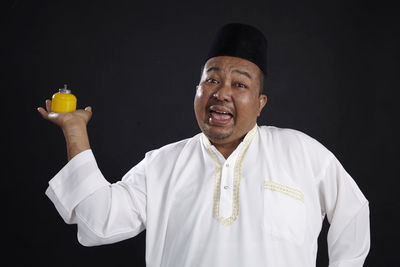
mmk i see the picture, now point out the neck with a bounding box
[212,139,242,159]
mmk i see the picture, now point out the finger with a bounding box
[37,107,49,119]
[45,99,52,112]
[84,106,92,112]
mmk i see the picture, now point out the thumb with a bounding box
[84,106,92,112]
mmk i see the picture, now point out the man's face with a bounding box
[194,56,267,146]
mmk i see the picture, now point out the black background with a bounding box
[3,0,398,266]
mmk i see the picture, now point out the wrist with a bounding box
[61,121,87,136]
[61,122,89,146]
[62,125,91,161]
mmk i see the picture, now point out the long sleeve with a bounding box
[45,149,147,246]
[328,202,370,267]
[318,155,370,266]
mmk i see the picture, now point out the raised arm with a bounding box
[38,99,146,246]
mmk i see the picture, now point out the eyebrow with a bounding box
[206,67,221,73]
[206,67,252,80]
[232,69,252,80]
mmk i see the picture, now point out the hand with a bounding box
[38,99,92,160]
[37,99,93,130]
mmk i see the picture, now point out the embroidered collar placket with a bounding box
[201,125,257,226]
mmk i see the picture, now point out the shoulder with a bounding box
[258,125,322,144]
[257,125,334,160]
[144,133,203,163]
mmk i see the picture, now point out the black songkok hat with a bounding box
[205,23,268,74]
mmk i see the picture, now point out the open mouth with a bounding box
[208,105,234,126]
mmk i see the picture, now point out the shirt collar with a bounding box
[201,124,258,163]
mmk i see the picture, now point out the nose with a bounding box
[213,82,232,102]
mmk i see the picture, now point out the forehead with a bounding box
[204,56,261,76]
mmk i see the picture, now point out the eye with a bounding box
[206,78,219,84]
[235,82,247,88]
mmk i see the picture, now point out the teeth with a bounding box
[213,110,228,114]
[210,106,232,115]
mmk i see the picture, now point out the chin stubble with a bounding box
[202,124,234,141]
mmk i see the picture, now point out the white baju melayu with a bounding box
[46,125,370,267]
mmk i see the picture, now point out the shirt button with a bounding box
[224,185,230,190]
[225,163,230,167]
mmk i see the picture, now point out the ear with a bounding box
[257,94,267,117]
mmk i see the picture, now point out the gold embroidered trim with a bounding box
[204,125,257,226]
[264,181,304,202]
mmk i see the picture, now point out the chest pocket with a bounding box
[263,181,306,245]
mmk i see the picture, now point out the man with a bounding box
[38,23,370,266]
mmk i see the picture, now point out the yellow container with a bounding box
[51,84,77,113]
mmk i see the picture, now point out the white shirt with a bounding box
[46,125,370,267]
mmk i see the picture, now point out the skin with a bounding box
[38,56,267,161]
[194,56,267,158]
[37,100,92,161]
